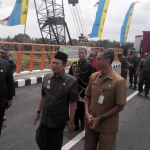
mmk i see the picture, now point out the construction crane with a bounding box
[34,0,88,47]
[34,0,72,46]
[68,0,88,46]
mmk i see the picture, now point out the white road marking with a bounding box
[62,131,85,150]
[126,91,139,102]
[62,90,139,150]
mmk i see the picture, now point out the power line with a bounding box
[72,6,81,34]
[75,5,84,35]
[69,5,79,37]
[78,3,87,36]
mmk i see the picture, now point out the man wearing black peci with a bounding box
[34,51,78,150]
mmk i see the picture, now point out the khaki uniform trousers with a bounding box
[84,125,116,150]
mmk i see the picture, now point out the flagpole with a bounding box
[20,0,29,72]
[98,38,101,47]
[20,22,27,71]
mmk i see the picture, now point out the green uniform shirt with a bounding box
[0,58,14,108]
[41,71,78,128]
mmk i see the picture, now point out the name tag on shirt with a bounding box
[98,95,104,104]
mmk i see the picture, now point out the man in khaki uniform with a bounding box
[84,49,126,150]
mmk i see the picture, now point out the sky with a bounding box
[0,0,150,42]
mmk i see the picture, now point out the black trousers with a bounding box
[74,101,85,127]
[138,72,150,95]
[129,68,138,86]
[36,124,64,150]
[121,70,128,80]
[0,108,5,136]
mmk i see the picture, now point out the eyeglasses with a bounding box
[96,57,106,61]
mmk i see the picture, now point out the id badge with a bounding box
[98,95,104,104]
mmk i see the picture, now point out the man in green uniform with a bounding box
[1,45,16,74]
[84,49,126,150]
[137,53,150,97]
[118,53,129,80]
[0,51,14,136]
[128,50,141,89]
[1,45,16,121]
[33,51,78,150]
[68,47,96,131]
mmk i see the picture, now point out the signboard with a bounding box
[59,46,91,62]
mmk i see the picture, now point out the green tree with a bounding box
[71,39,78,46]
[12,34,32,51]
[12,34,31,43]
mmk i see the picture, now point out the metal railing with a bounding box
[0,42,123,73]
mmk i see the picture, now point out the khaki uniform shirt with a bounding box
[85,69,126,133]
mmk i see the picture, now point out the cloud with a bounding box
[0,0,150,42]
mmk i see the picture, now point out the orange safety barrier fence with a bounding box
[0,42,123,73]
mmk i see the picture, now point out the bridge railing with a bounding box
[0,42,123,73]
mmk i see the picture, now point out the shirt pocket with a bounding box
[103,89,115,104]
[92,82,99,91]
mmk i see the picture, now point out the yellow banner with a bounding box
[98,0,110,38]
[125,6,135,42]
[20,0,29,25]
[125,1,139,42]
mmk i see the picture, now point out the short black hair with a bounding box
[101,49,114,64]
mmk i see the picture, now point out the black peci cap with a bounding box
[54,51,68,62]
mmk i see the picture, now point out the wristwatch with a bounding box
[100,115,105,122]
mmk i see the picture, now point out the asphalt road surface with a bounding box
[0,68,150,150]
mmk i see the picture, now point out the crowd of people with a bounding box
[118,50,150,97]
[33,47,126,150]
[0,45,149,150]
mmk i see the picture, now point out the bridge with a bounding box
[0,65,150,150]
[0,42,149,150]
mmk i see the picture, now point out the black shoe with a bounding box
[145,94,148,97]
[134,86,137,90]
[74,126,80,131]
[129,84,132,87]
[138,91,142,95]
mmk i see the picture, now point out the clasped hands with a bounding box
[85,112,100,130]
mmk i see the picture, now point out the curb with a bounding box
[15,63,121,88]
[15,76,44,88]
